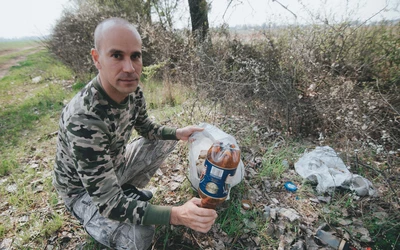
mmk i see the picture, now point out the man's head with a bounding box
[91,17,143,103]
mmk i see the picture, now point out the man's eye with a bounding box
[112,54,122,59]
[131,53,141,60]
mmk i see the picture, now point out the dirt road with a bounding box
[0,45,42,79]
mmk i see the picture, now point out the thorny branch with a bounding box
[355,155,399,204]
[272,0,297,19]
[376,79,400,117]
[223,0,235,20]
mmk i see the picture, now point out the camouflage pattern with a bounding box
[62,136,176,250]
[53,76,178,228]
[70,192,155,250]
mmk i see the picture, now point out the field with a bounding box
[0,40,399,250]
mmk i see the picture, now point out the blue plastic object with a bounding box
[284,181,298,192]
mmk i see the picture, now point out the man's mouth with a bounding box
[119,78,138,82]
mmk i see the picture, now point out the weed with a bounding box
[140,62,167,82]
[0,159,18,176]
[41,213,63,238]
[141,80,190,110]
[217,202,245,236]
[217,182,260,241]
[364,212,400,250]
[0,50,73,171]
[0,40,38,51]
[259,144,304,179]
[81,236,106,250]
[0,47,77,248]
[0,46,39,65]
[0,224,5,239]
[1,29,398,249]
[72,81,87,91]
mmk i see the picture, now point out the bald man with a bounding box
[53,17,217,250]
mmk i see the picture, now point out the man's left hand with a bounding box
[176,126,204,141]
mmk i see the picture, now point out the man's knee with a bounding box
[111,223,155,250]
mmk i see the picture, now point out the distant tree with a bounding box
[188,0,209,43]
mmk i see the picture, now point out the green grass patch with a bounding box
[0,49,74,174]
[81,236,105,250]
[217,201,248,236]
[0,85,66,146]
[364,211,400,249]
[0,49,72,89]
[0,224,5,239]
[259,143,306,179]
[0,159,18,176]
[0,46,39,65]
[141,80,190,110]
[41,213,64,238]
[72,81,87,91]
[215,182,266,248]
[0,40,38,51]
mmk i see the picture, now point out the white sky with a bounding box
[0,0,399,38]
[207,0,400,27]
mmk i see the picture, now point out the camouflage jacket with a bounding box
[53,76,176,225]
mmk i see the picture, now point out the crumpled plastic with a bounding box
[188,123,244,197]
[294,146,376,196]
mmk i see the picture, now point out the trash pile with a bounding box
[183,132,378,249]
[294,146,376,197]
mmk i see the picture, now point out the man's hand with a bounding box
[170,198,217,233]
[176,126,204,141]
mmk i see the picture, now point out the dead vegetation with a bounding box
[1,1,398,249]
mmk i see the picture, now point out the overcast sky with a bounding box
[0,0,399,38]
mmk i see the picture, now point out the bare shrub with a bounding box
[143,21,399,150]
[159,27,321,136]
[281,22,400,152]
[47,2,399,155]
[46,3,104,81]
[45,1,157,82]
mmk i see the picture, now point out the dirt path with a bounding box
[0,45,42,79]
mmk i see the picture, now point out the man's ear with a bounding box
[91,48,102,70]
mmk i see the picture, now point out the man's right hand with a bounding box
[170,197,218,233]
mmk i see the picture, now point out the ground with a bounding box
[0,45,398,250]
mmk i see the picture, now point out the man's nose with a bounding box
[122,59,135,73]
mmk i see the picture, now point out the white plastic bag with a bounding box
[294,146,376,196]
[188,123,245,196]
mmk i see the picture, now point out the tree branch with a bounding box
[223,0,234,20]
[272,0,297,19]
[355,155,399,204]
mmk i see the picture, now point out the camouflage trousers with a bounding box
[65,138,177,250]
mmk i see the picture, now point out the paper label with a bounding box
[199,159,237,198]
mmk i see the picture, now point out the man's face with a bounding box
[92,25,143,103]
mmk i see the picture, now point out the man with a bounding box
[53,17,217,250]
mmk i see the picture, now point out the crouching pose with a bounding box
[53,17,217,250]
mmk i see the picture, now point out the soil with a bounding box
[0,46,41,79]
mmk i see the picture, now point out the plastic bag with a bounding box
[188,123,245,197]
[294,146,376,196]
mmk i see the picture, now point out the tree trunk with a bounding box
[144,0,152,23]
[188,0,209,43]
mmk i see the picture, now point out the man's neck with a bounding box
[97,75,128,104]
